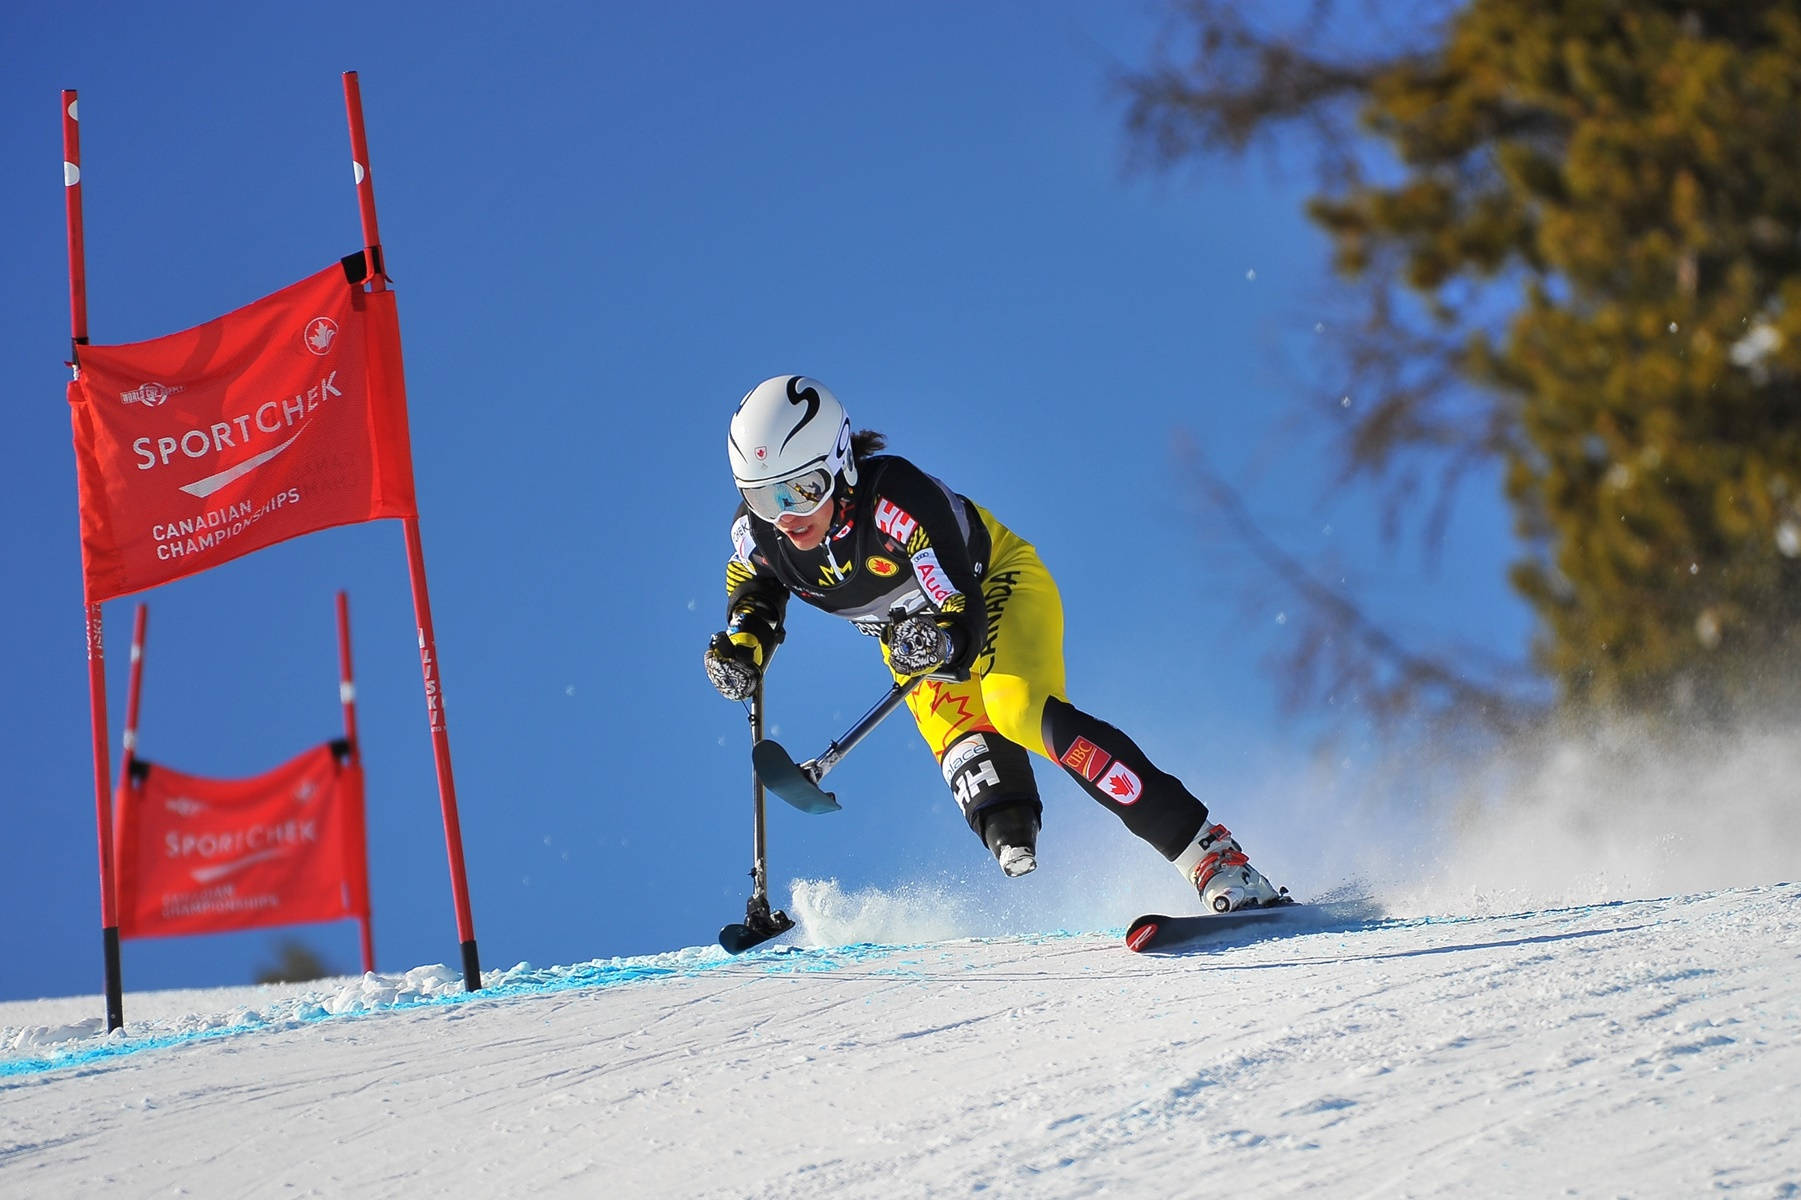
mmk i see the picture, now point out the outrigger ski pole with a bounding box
[719,677,797,955]
[753,671,952,814]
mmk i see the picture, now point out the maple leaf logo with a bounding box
[918,682,987,753]
[1101,762,1142,805]
[304,317,340,356]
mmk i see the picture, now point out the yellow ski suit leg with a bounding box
[900,507,1212,861]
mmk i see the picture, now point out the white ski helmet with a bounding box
[728,375,857,521]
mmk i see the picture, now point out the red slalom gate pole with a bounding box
[65,89,125,1032]
[342,71,481,990]
[110,606,149,994]
[336,591,375,974]
[336,592,360,752]
[117,605,147,792]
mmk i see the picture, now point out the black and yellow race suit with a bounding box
[723,453,1210,861]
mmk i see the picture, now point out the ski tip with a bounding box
[718,924,768,955]
[1124,917,1163,953]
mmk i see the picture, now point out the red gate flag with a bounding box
[114,743,372,940]
[69,260,417,602]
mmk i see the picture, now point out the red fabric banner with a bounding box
[69,262,417,602]
[113,743,371,940]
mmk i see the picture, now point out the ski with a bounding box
[1124,900,1305,952]
[719,913,794,955]
[752,738,841,814]
[719,897,795,955]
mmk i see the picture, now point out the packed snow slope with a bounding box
[3,880,1797,1198]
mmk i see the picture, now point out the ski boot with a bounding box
[1178,823,1286,913]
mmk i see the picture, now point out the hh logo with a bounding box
[303,316,340,356]
[875,499,918,543]
[866,556,899,577]
[1059,736,1112,783]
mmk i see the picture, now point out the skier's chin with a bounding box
[781,525,827,550]
[776,514,830,549]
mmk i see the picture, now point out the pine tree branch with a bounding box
[1176,435,1542,737]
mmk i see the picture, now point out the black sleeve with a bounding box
[866,458,987,673]
[723,512,789,657]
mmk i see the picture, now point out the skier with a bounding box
[704,375,1286,913]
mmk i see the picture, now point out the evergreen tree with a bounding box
[254,939,337,986]
[1125,1,1801,718]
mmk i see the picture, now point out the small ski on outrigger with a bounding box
[1124,896,1304,953]
[751,675,927,815]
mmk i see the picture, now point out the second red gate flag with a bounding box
[114,742,372,940]
[69,260,418,602]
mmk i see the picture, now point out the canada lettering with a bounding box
[979,570,1022,661]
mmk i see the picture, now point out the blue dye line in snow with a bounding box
[0,939,916,1081]
[17,903,1678,1081]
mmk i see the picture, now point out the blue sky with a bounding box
[0,2,1531,1004]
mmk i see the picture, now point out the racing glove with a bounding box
[704,631,763,701]
[885,613,961,677]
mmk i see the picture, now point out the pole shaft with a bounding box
[750,680,768,904]
[811,678,921,785]
[62,92,88,351]
[336,591,375,974]
[404,517,480,986]
[117,605,146,791]
[336,590,360,753]
[340,72,386,292]
[65,88,124,1033]
[341,72,479,990]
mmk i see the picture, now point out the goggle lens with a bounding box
[740,468,833,522]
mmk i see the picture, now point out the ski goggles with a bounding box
[738,467,835,522]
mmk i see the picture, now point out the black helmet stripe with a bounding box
[780,376,821,454]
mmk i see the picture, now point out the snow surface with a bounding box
[3,878,1798,1198]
